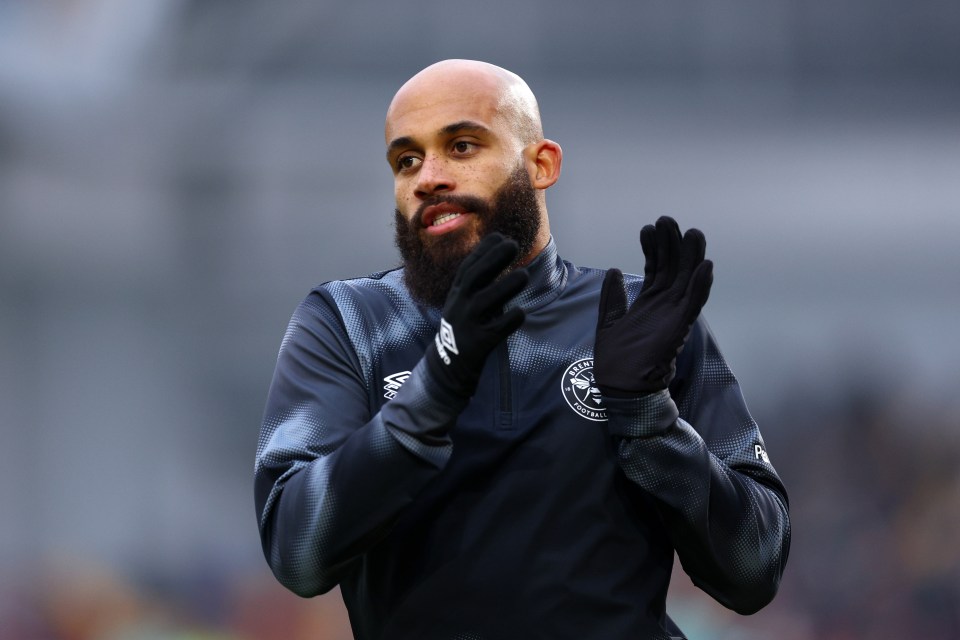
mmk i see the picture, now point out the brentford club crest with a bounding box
[561,358,607,422]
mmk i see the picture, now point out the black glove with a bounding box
[424,233,529,399]
[594,216,714,396]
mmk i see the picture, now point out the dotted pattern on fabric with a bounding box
[267,454,338,594]
[277,291,331,360]
[507,331,594,378]
[256,402,328,528]
[325,270,437,393]
[255,287,455,597]
[612,317,791,600]
[380,358,456,469]
[254,236,789,634]
[604,390,679,437]
[504,241,583,377]
[506,241,568,312]
[256,293,351,530]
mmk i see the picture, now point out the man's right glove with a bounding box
[424,232,529,399]
[594,216,714,397]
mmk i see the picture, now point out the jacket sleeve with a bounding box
[603,317,791,615]
[254,291,464,597]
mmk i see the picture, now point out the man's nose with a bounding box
[414,155,454,198]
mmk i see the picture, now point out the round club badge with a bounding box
[561,358,607,422]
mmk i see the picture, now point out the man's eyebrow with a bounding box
[386,121,491,161]
[386,136,415,161]
[440,120,490,136]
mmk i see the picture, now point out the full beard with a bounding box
[394,165,542,308]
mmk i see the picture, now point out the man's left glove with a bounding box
[594,216,713,397]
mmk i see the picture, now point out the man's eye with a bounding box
[397,155,421,171]
[452,141,475,154]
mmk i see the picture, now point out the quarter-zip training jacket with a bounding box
[255,238,791,640]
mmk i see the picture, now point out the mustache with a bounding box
[409,194,490,227]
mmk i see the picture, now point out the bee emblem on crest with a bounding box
[560,358,607,422]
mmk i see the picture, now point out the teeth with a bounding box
[433,212,461,226]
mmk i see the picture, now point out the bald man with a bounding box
[255,60,790,640]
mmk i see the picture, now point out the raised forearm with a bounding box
[608,392,791,614]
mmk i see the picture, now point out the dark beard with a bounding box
[394,165,541,308]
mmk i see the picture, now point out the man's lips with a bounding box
[420,203,474,235]
[421,203,471,228]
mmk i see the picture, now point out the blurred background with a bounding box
[1,1,958,638]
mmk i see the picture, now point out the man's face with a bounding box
[385,73,543,306]
[394,164,541,307]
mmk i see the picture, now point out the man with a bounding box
[255,60,790,639]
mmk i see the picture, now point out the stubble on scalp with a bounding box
[394,165,541,308]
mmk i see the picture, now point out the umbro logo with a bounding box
[383,371,411,400]
[434,318,459,366]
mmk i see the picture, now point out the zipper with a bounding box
[497,341,513,428]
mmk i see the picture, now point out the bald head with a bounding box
[386,59,543,148]
[385,59,562,270]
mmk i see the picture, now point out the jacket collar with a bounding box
[508,236,567,313]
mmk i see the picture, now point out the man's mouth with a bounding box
[432,212,462,226]
[420,203,474,235]
[421,203,469,226]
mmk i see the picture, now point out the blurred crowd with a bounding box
[0,562,354,640]
[668,381,960,639]
[2,382,957,640]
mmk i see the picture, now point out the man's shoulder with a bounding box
[563,261,644,289]
[308,267,412,305]
[312,266,405,292]
[303,267,433,332]
[570,263,641,278]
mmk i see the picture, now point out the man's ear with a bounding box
[525,139,562,190]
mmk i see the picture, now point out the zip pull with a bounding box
[497,342,513,428]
